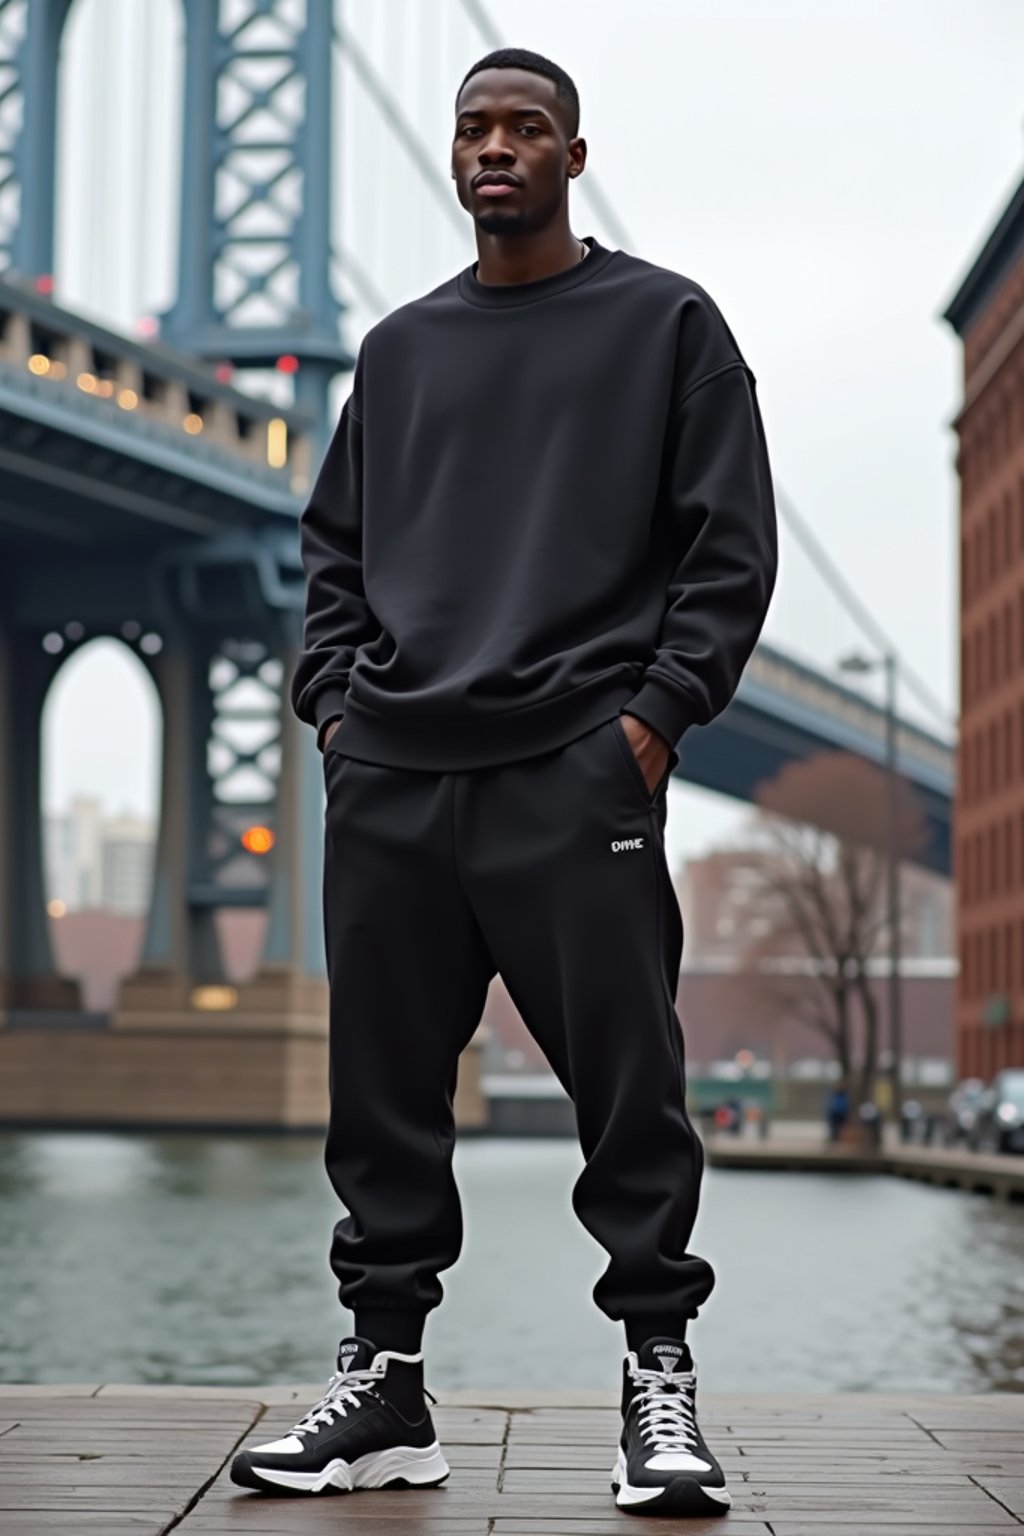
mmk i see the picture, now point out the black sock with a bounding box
[624,1318,688,1355]
[354,1310,425,1355]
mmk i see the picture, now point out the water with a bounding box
[1,1132,1021,1393]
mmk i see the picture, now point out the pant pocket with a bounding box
[608,716,678,805]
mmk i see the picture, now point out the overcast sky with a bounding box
[43,0,1024,871]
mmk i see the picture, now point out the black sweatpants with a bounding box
[320,713,715,1341]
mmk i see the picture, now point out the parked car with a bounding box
[968,1070,1024,1155]
[943,1077,988,1146]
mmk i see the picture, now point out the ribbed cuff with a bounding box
[621,673,697,752]
[313,685,348,752]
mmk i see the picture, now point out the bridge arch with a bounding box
[40,634,161,1010]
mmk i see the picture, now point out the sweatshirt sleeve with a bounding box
[623,359,778,750]
[289,363,380,750]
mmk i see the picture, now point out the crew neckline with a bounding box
[457,234,618,309]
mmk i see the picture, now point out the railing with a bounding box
[0,276,312,495]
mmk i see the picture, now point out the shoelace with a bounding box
[628,1366,699,1453]
[289,1367,382,1435]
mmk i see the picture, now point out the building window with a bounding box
[1008,816,1017,892]
[1006,602,1015,678]
[1007,924,1016,997]
[1006,707,1015,785]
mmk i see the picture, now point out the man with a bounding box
[231,45,776,1519]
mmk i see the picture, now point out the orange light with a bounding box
[95,378,115,397]
[47,898,66,918]
[117,387,138,409]
[241,825,275,855]
[77,372,97,393]
[28,354,51,375]
[183,412,204,434]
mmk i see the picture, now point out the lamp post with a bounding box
[839,649,902,1126]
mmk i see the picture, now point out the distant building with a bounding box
[100,815,155,914]
[944,155,1024,1079]
[677,849,955,969]
[43,800,155,915]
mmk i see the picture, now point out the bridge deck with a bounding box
[1,1384,1021,1534]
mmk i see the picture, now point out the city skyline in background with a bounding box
[38,0,1024,867]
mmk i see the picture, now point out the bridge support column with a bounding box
[106,636,321,1127]
[112,639,222,1026]
[0,626,80,1020]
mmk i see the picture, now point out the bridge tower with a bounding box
[0,0,450,1131]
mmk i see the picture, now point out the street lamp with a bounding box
[838,649,902,1125]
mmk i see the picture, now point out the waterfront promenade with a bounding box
[704,1124,1024,1199]
[1,1383,1022,1534]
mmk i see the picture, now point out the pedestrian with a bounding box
[826,1081,850,1143]
[232,46,776,1519]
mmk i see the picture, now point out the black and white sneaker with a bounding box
[230,1336,449,1496]
[611,1336,731,1517]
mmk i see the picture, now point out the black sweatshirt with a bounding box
[290,234,777,769]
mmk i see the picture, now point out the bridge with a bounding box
[0,0,954,1128]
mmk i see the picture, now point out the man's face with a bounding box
[451,67,584,237]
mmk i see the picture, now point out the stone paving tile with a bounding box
[0,1388,1019,1534]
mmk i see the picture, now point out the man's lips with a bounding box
[474,175,522,198]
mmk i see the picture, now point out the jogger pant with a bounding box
[320,713,715,1336]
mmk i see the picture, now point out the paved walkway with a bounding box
[1,1384,1022,1534]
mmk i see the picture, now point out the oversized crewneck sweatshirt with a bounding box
[290,234,778,770]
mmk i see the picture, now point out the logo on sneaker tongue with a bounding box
[652,1344,683,1373]
[337,1342,362,1374]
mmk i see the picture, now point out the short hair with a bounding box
[456,48,580,139]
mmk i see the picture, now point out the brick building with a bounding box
[945,160,1024,1078]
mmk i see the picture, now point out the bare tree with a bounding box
[731,752,928,1111]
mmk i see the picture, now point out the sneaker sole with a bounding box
[230,1443,450,1495]
[611,1447,731,1517]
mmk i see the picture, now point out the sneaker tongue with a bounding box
[637,1336,693,1376]
[336,1336,378,1375]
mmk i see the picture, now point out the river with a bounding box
[1,1132,1021,1393]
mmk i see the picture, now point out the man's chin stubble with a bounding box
[473,208,530,238]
